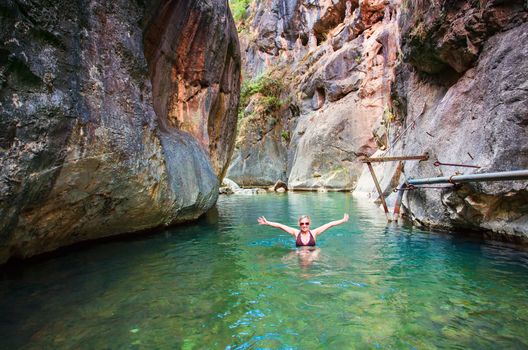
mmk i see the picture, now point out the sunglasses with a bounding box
[300,222,310,226]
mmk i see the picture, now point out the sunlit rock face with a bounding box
[354,1,528,239]
[234,0,527,238]
[0,0,240,263]
[229,0,400,189]
[227,108,289,186]
[144,0,241,179]
[392,2,528,239]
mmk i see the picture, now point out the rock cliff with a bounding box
[0,0,240,263]
[385,0,528,239]
[229,0,399,189]
[230,0,527,239]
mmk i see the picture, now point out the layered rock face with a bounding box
[386,1,528,238]
[232,0,527,238]
[144,0,241,179]
[229,0,399,189]
[0,0,240,263]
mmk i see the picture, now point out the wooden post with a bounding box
[391,161,404,221]
[366,162,391,222]
[393,182,407,221]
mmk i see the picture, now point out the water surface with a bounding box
[1,193,528,349]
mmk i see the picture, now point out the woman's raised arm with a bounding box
[258,216,298,237]
[312,214,349,236]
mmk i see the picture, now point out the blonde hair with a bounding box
[298,215,311,223]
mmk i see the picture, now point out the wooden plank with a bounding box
[360,153,429,163]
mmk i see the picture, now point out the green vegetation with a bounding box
[261,96,282,113]
[281,130,290,142]
[228,0,251,22]
[238,73,286,119]
[240,74,283,106]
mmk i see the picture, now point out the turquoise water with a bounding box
[1,193,528,349]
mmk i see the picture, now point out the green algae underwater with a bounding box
[1,192,527,349]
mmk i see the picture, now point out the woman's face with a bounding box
[298,218,310,232]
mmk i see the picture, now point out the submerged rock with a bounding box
[0,0,240,263]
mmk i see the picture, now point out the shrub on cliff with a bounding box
[229,0,251,22]
[239,73,285,119]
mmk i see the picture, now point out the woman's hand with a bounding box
[257,217,297,236]
[342,213,349,222]
[257,216,269,225]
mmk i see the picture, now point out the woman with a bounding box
[257,214,349,246]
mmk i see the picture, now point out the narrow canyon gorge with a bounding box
[0,0,526,263]
[228,0,527,240]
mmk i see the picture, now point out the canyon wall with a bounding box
[0,0,240,263]
[231,0,527,239]
[229,0,399,189]
[385,0,528,239]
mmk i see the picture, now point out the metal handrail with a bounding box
[407,170,528,186]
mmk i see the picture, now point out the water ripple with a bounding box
[0,193,527,349]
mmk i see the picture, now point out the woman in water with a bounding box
[257,214,349,246]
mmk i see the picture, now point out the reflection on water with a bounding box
[283,247,321,269]
[1,193,528,349]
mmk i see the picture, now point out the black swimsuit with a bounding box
[296,230,316,247]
